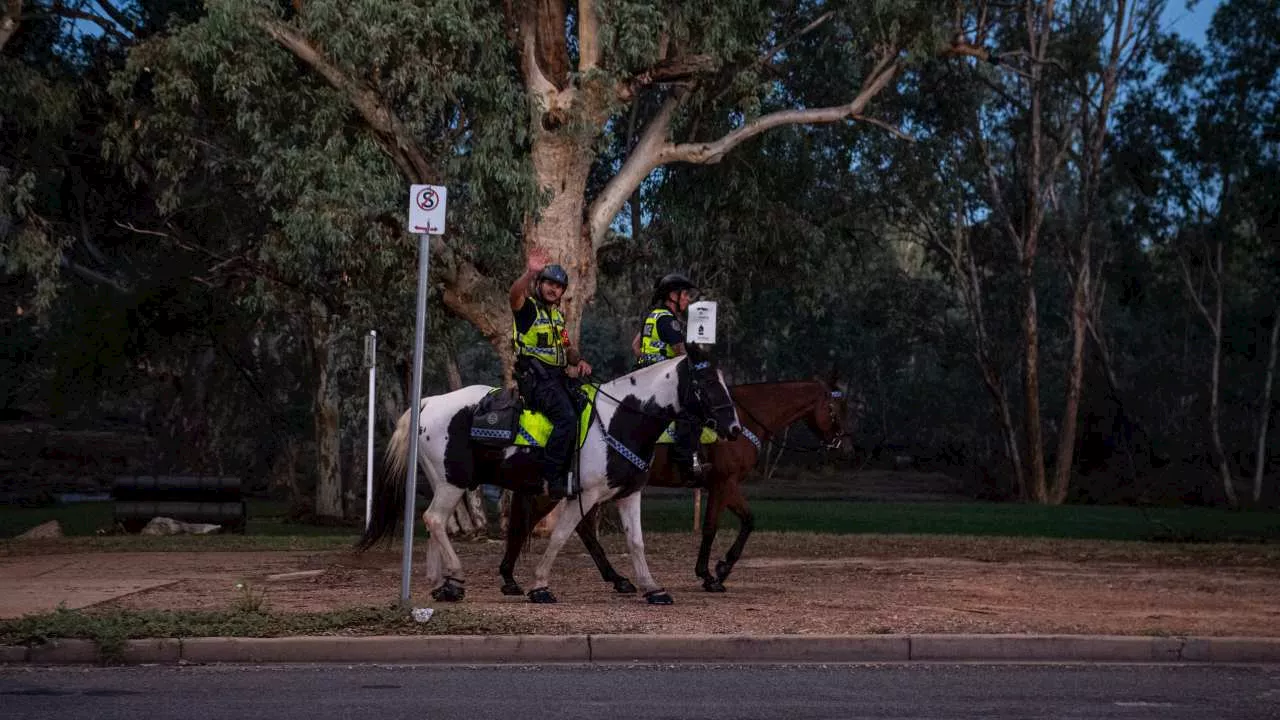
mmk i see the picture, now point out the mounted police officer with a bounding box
[510,248,592,499]
[631,272,707,482]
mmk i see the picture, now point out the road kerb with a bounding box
[180,635,589,664]
[910,634,1185,662]
[1181,637,1280,663]
[589,634,909,662]
[120,638,182,664]
[26,639,98,664]
[4,634,1279,665]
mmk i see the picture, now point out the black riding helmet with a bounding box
[654,272,696,297]
[538,264,569,287]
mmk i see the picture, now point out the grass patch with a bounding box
[0,605,540,658]
[637,498,1280,543]
[6,495,1277,548]
[0,499,366,539]
[0,534,363,555]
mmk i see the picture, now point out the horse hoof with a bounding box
[431,577,466,602]
[644,589,674,605]
[702,578,726,593]
[527,587,558,604]
[613,578,637,594]
[500,581,523,596]
[715,560,734,582]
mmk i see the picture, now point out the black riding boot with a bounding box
[672,419,709,486]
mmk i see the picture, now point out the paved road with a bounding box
[2,663,1278,719]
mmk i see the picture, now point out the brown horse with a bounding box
[499,375,858,596]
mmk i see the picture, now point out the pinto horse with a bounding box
[499,375,857,596]
[359,347,741,604]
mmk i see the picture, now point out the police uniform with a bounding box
[637,307,685,368]
[512,293,575,496]
[636,272,706,481]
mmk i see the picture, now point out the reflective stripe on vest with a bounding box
[638,307,679,367]
[512,297,567,367]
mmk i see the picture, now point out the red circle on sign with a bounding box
[416,187,439,211]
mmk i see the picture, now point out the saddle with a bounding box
[468,388,524,447]
[469,385,593,450]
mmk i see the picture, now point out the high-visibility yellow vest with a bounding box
[512,297,568,367]
[638,307,680,367]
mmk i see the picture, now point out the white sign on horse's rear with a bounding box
[408,185,448,234]
[687,301,717,345]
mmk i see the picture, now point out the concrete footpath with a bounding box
[3,633,1280,665]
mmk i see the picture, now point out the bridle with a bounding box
[685,360,736,435]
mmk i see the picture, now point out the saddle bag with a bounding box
[470,388,523,447]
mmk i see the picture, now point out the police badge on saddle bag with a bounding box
[469,388,522,447]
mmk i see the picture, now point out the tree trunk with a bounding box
[1209,243,1238,507]
[309,300,343,519]
[1050,260,1091,504]
[525,132,597,345]
[1254,314,1280,503]
[1021,276,1048,502]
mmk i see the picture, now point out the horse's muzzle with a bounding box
[705,419,742,441]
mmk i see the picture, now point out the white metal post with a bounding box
[365,330,377,531]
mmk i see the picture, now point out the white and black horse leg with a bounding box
[423,531,443,589]
[420,478,468,601]
[414,424,469,602]
[527,484,610,603]
[614,491,670,604]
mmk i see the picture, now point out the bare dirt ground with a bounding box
[5,532,1278,637]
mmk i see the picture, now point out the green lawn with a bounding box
[636,497,1280,543]
[4,497,1277,545]
[0,500,359,539]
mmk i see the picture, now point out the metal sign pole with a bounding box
[398,183,446,609]
[400,233,431,607]
[365,330,377,531]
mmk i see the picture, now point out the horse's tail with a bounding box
[356,404,415,551]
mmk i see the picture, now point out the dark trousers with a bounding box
[517,359,575,478]
[671,417,701,467]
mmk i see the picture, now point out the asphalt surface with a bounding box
[2,663,1279,719]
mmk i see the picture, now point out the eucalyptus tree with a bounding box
[1132,0,1280,506]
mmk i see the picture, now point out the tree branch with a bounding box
[257,18,437,184]
[577,0,600,73]
[618,54,716,101]
[852,113,914,142]
[1178,251,1215,329]
[974,126,1023,262]
[663,50,902,165]
[588,93,684,249]
[93,0,138,36]
[532,0,569,90]
[761,10,834,66]
[590,49,903,250]
[48,5,132,43]
[59,255,129,293]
